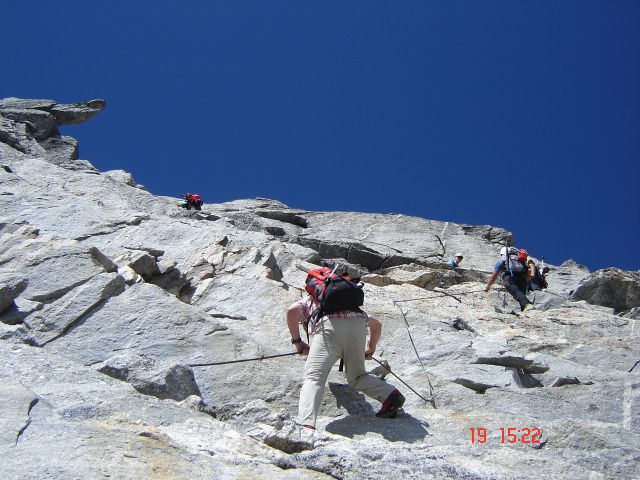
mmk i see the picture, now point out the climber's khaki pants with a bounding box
[298,313,396,427]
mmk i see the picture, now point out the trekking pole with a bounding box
[188,351,300,367]
[371,357,436,408]
[505,240,510,274]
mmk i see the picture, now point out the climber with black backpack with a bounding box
[485,248,535,312]
[285,265,405,434]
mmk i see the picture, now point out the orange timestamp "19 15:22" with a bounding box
[470,427,542,444]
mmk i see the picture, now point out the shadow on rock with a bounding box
[329,382,376,416]
[326,382,430,443]
[325,412,429,444]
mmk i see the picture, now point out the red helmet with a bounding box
[517,249,528,262]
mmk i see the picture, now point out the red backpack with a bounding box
[304,267,364,323]
[185,193,203,209]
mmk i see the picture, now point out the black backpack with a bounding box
[507,259,527,275]
[304,267,364,326]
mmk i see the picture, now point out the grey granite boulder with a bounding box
[0,297,43,326]
[0,277,28,315]
[114,250,158,279]
[570,267,640,312]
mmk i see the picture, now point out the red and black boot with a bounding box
[375,389,405,418]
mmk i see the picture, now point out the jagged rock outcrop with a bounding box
[0,277,28,315]
[570,267,640,313]
[0,97,104,168]
[0,97,638,480]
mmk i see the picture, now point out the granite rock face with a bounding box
[570,267,640,313]
[0,97,104,168]
[0,98,638,480]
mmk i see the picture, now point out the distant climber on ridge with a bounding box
[178,193,203,211]
[448,253,464,270]
[485,247,535,312]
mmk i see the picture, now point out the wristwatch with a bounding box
[291,337,302,344]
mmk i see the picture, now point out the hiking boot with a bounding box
[523,303,535,313]
[375,389,405,418]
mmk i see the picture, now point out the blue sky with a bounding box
[4,1,639,271]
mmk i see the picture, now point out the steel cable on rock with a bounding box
[371,356,434,406]
[387,285,503,407]
[391,300,436,408]
[188,351,300,367]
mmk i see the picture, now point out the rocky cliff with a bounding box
[1,98,638,479]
